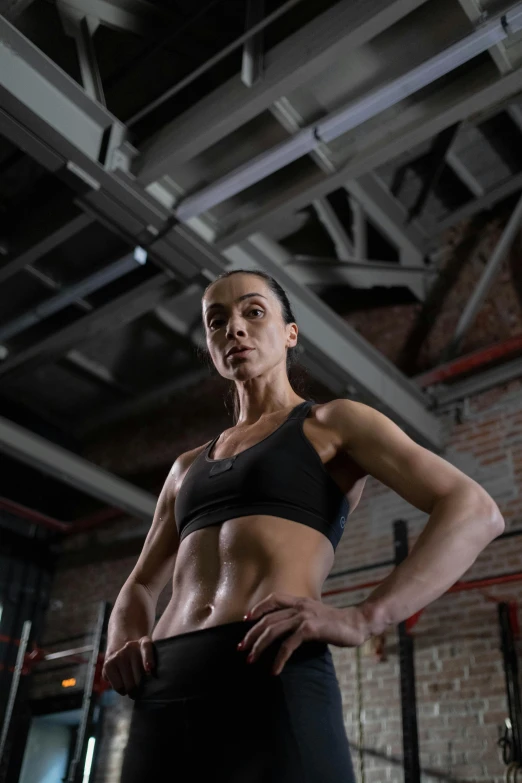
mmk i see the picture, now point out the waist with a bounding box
[132,618,334,705]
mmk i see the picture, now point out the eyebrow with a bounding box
[205,293,267,316]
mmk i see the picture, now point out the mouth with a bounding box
[227,348,254,359]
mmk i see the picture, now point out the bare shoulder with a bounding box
[310,398,372,445]
[169,440,213,491]
[315,397,491,515]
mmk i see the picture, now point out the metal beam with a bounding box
[0,17,226,287]
[215,61,522,248]
[0,211,93,285]
[171,6,522,222]
[445,192,522,357]
[271,96,427,298]
[0,16,442,448]
[74,17,106,106]
[0,0,35,19]
[345,174,428,258]
[312,199,353,261]
[457,0,515,74]
[445,148,485,197]
[241,0,265,88]
[430,355,522,407]
[286,255,437,288]
[428,171,522,243]
[223,234,442,450]
[56,0,176,35]
[0,273,175,381]
[137,0,432,184]
[0,416,156,520]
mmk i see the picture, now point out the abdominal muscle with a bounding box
[151,513,335,641]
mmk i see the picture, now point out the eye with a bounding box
[208,308,263,329]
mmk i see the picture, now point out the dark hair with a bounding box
[199,269,307,423]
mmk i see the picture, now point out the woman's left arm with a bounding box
[325,399,505,640]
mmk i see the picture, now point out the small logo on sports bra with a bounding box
[340,516,346,529]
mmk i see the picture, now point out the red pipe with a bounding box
[415,334,522,387]
[322,570,522,598]
[0,496,124,534]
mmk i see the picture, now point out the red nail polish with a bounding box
[247,653,254,663]
[237,641,244,650]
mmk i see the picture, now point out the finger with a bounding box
[249,617,299,661]
[247,592,296,620]
[104,664,125,695]
[118,658,137,694]
[272,631,306,675]
[129,651,143,686]
[240,608,296,652]
[140,637,155,672]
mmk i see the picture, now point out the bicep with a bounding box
[333,400,486,515]
[128,464,180,601]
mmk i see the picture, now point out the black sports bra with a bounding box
[174,400,349,551]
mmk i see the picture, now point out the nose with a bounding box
[225,315,247,339]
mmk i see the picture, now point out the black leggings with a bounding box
[120,618,356,783]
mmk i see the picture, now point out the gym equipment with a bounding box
[0,601,110,783]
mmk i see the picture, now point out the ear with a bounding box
[286,322,299,348]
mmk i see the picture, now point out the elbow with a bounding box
[489,508,505,537]
[478,493,505,538]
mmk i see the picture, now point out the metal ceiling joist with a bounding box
[137,0,432,184]
[0,17,226,286]
[223,234,442,450]
[174,5,522,224]
[0,0,35,19]
[345,173,429,259]
[285,255,436,289]
[215,61,522,249]
[241,0,265,88]
[270,97,427,298]
[0,212,93,285]
[445,191,522,357]
[312,199,353,261]
[55,0,175,35]
[0,17,443,449]
[0,416,156,520]
[428,170,522,241]
[0,272,174,381]
[445,147,485,197]
[73,17,106,106]
[458,0,515,74]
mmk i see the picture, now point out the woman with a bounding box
[104,269,504,783]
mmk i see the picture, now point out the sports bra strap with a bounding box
[287,400,315,421]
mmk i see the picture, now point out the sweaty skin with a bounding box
[151,402,368,641]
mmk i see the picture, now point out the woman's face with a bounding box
[202,274,297,382]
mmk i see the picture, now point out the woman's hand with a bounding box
[102,636,155,696]
[237,592,370,676]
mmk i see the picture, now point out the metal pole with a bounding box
[128,0,304,126]
[447,192,522,356]
[498,602,522,764]
[66,601,109,783]
[241,0,265,88]
[394,520,421,783]
[0,620,31,782]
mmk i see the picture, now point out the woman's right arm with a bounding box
[102,456,183,695]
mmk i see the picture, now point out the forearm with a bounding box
[357,487,504,637]
[106,580,157,654]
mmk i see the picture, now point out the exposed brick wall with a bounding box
[31,375,522,783]
[327,377,522,783]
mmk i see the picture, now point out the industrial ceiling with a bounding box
[1,0,522,531]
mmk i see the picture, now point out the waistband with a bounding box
[133,618,333,705]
